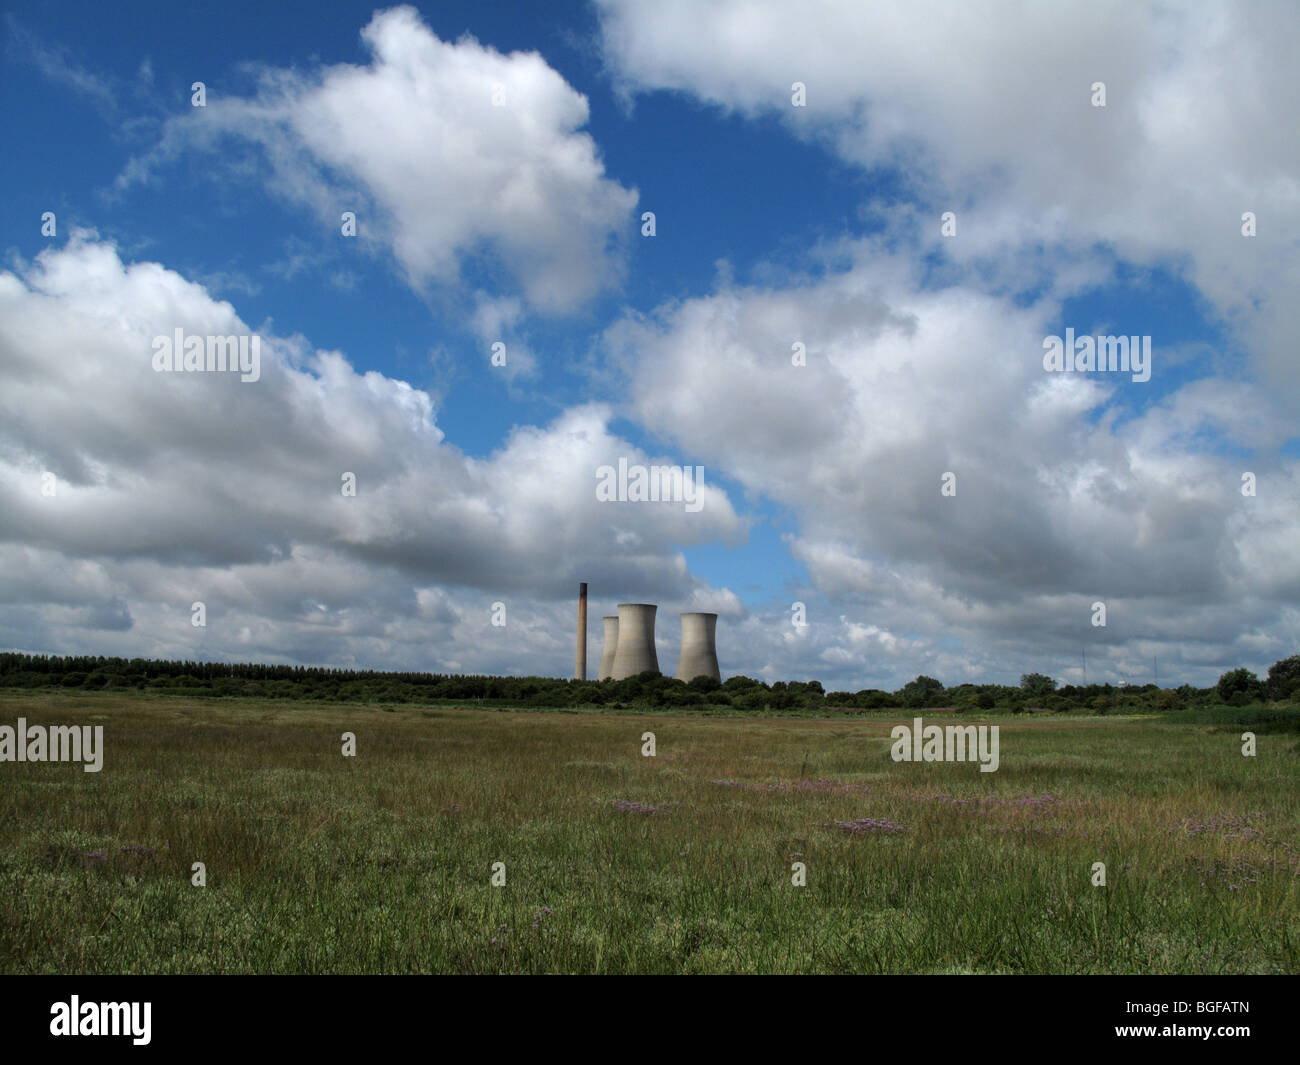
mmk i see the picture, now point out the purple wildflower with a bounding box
[831,817,910,835]
[613,800,660,814]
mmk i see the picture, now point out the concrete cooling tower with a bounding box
[611,603,659,679]
[675,612,720,683]
[597,616,619,680]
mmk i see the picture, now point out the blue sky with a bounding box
[1,1,1297,689]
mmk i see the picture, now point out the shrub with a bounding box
[1266,655,1300,701]
[1153,689,1182,711]
[900,675,944,708]
[1217,668,1264,704]
[1020,673,1056,697]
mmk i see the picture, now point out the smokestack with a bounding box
[611,603,659,679]
[676,612,720,682]
[598,616,619,680]
[574,582,588,680]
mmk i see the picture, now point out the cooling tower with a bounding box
[611,603,659,679]
[676,612,721,683]
[574,582,588,681]
[597,616,619,680]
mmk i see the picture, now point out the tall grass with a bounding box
[1,691,1295,973]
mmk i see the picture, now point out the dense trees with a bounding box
[1,652,1295,712]
[1216,667,1265,705]
[900,675,944,707]
[1020,673,1056,697]
[1266,655,1300,701]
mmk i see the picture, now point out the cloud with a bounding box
[0,234,745,671]
[469,294,538,380]
[120,5,637,315]
[4,15,119,118]
[597,0,1300,404]
[586,0,1300,685]
[602,243,1300,687]
[6,4,1296,689]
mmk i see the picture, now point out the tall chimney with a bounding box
[676,612,721,682]
[574,582,588,680]
[611,603,659,679]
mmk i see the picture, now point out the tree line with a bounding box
[0,652,744,707]
[1,652,1296,712]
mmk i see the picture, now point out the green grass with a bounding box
[1,690,1296,974]
[1154,704,1300,734]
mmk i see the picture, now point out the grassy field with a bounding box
[1,690,1296,974]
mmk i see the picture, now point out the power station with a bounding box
[597,616,619,680]
[676,612,721,683]
[578,586,721,683]
[611,603,659,680]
